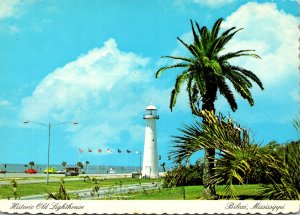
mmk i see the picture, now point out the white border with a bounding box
[0,200,299,214]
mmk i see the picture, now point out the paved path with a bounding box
[20,182,161,200]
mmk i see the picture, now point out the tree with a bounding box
[85,161,90,174]
[160,162,166,172]
[61,161,67,168]
[171,110,300,199]
[156,18,263,197]
[29,161,35,169]
[77,162,84,172]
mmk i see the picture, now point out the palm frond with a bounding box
[219,50,261,62]
[155,63,190,78]
[217,78,238,111]
[230,65,264,90]
[211,18,223,40]
[170,88,178,112]
[190,19,200,46]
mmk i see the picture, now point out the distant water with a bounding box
[0,164,168,174]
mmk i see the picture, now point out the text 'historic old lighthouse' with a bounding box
[142,105,159,178]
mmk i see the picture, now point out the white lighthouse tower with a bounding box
[142,104,159,178]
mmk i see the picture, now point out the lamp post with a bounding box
[135,150,142,174]
[23,120,78,185]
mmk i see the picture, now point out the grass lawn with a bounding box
[0,177,162,199]
[104,184,265,200]
[1,176,266,200]
[111,186,205,200]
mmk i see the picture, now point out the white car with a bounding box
[56,170,65,174]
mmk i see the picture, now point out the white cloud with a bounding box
[0,0,21,20]
[20,38,169,151]
[222,2,299,87]
[192,0,235,7]
[0,99,10,107]
[217,2,299,124]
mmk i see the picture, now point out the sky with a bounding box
[0,0,299,168]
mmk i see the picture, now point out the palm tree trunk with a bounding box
[202,91,217,198]
[203,148,216,198]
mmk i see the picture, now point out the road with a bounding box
[20,182,161,200]
[0,173,132,185]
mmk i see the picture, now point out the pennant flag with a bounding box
[118,149,122,153]
[79,148,83,153]
[107,148,112,153]
[98,149,102,153]
[126,149,131,154]
[88,148,92,152]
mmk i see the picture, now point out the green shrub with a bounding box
[163,164,203,188]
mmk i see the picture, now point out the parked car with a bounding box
[43,167,56,174]
[0,169,7,174]
[131,172,141,178]
[64,166,79,176]
[56,170,66,174]
[109,168,116,174]
[25,169,37,174]
[65,171,79,176]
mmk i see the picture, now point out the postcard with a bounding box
[0,0,299,214]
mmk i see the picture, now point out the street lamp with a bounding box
[135,150,142,174]
[23,120,78,185]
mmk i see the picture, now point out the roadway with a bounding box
[0,173,133,185]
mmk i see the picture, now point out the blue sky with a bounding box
[0,0,298,168]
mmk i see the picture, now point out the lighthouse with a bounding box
[142,104,159,178]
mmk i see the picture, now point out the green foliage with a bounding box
[10,179,19,200]
[61,161,67,167]
[156,18,263,114]
[91,185,100,197]
[83,176,91,182]
[261,141,300,200]
[77,162,84,170]
[170,110,300,199]
[28,161,35,169]
[293,116,300,133]
[45,182,80,200]
[163,164,203,188]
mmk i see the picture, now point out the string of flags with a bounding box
[79,148,133,154]
[78,148,171,160]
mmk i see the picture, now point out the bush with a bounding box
[163,164,203,188]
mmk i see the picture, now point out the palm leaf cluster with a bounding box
[156,18,264,114]
[171,110,299,199]
[262,141,300,200]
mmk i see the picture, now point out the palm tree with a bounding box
[85,161,90,174]
[29,161,35,169]
[160,162,166,172]
[172,110,262,198]
[77,162,84,173]
[156,18,264,197]
[172,110,300,199]
[61,161,67,168]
